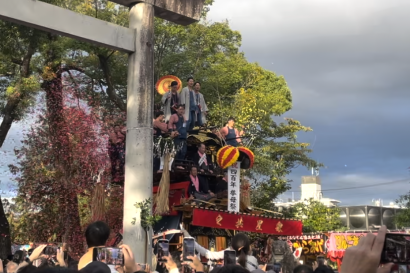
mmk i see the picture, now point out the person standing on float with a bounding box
[220,117,242,147]
[161,81,180,123]
[193,82,208,126]
[180,77,195,130]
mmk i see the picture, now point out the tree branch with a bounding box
[97,54,126,111]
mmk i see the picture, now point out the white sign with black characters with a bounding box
[228,161,241,212]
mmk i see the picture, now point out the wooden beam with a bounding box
[109,0,205,25]
[0,0,136,53]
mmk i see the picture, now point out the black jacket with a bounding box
[188,175,210,196]
[192,152,214,171]
[314,265,334,273]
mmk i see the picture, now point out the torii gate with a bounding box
[0,0,205,263]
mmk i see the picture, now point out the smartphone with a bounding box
[43,246,58,256]
[157,239,169,262]
[93,247,124,266]
[273,263,282,273]
[139,264,147,270]
[183,237,195,261]
[266,264,274,271]
[381,233,410,264]
[223,250,236,265]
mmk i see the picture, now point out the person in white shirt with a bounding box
[181,226,258,271]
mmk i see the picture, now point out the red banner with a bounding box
[192,208,302,235]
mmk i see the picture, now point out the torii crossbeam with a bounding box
[0,0,205,264]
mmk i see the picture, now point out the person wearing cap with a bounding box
[161,81,180,123]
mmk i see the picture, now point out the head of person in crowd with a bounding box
[293,265,313,273]
[17,263,41,273]
[187,77,194,88]
[227,117,235,128]
[37,267,80,273]
[85,221,110,248]
[6,261,18,273]
[231,233,250,269]
[79,261,110,273]
[12,250,24,264]
[194,82,201,92]
[198,143,206,154]
[155,111,165,122]
[114,125,121,133]
[171,81,179,93]
[177,104,185,117]
[218,264,249,273]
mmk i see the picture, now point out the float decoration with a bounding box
[216,145,240,169]
[155,75,182,95]
[216,146,255,170]
[237,147,255,169]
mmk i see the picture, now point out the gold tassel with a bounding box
[155,153,170,214]
[92,183,106,222]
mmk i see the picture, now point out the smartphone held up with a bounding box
[183,237,195,261]
[223,250,236,265]
[93,247,124,266]
[158,239,170,262]
[381,233,410,265]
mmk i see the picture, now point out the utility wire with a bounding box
[290,178,410,192]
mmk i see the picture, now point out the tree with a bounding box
[206,63,321,208]
[394,192,410,227]
[292,199,343,233]
[4,0,321,251]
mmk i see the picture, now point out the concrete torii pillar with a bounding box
[112,0,205,264]
[0,0,205,264]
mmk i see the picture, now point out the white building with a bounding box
[275,175,341,208]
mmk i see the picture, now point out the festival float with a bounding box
[149,76,303,257]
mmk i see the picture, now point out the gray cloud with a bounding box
[208,0,410,204]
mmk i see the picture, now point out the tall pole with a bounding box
[123,2,154,264]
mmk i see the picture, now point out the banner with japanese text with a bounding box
[228,161,241,212]
[327,233,368,252]
[192,208,302,235]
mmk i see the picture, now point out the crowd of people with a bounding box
[0,224,395,273]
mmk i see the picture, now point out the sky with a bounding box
[207,0,410,205]
[1,0,410,206]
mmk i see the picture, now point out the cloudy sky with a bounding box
[1,0,410,206]
[208,0,410,205]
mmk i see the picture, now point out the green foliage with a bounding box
[132,199,161,231]
[394,192,410,228]
[292,199,343,233]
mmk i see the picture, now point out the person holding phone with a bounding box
[341,225,393,273]
[79,221,111,270]
[181,226,258,271]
